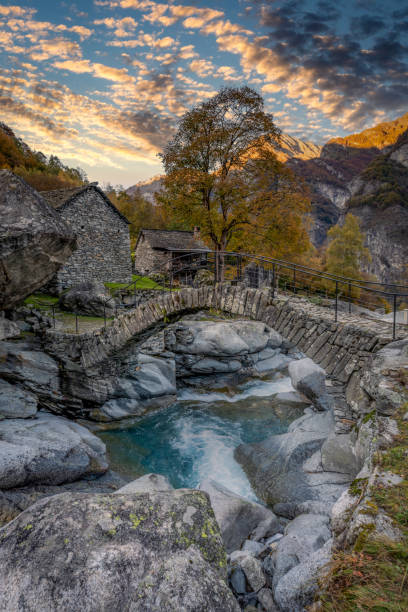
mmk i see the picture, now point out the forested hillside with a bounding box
[0,122,87,191]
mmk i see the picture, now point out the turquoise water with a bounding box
[100,375,303,502]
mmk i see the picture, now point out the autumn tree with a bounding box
[325,213,371,297]
[157,86,311,279]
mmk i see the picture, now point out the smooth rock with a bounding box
[0,318,20,340]
[200,479,279,553]
[114,473,173,494]
[0,342,60,397]
[125,353,176,398]
[273,539,332,612]
[0,489,239,611]
[0,413,108,489]
[59,279,115,317]
[321,432,360,476]
[288,357,333,411]
[257,587,278,611]
[250,515,281,541]
[0,379,38,419]
[234,553,265,592]
[255,353,292,374]
[0,170,76,310]
[236,410,348,506]
[242,540,265,556]
[230,567,247,594]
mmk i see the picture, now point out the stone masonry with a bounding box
[44,285,406,426]
[42,186,132,290]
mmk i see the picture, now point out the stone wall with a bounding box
[44,285,405,424]
[54,190,132,290]
[133,236,170,275]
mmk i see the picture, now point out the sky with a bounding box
[0,0,406,187]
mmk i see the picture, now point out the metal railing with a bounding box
[107,250,408,340]
[26,251,408,339]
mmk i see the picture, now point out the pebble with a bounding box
[230,567,246,594]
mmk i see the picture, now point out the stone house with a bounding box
[134,228,208,276]
[41,184,132,290]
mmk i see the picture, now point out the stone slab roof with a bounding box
[40,184,130,224]
[136,228,209,251]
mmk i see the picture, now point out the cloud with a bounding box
[94,16,138,37]
[189,58,214,77]
[0,5,35,16]
[54,59,134,83]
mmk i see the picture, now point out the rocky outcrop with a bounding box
[0,317,20,340]
[59,280,115,316]
[0,413,108,489]
[0,170,76,310]
[0,489,239,612]
[163,319,286,378]
[0,380,38,419]
[288,357,333,411]
[96,353,177,421]
[235,409,353,506]
[200,479,280,553]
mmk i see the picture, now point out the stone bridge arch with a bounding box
[45,284,402,428]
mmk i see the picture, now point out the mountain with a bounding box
[126,132,321,201]
[341,129,408,284]
[268,133,321,162]
[289,112,408,257]
[327,112,408,151]
[0,122,86,191]
[126,175,163,203]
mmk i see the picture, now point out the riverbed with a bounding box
[100,372,306,501]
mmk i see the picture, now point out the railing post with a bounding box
[272,263,276,298]
[293,267,296,294]
[393,294,397,340]
[348,282,351,314]
[335,281,338,322]
[236,255,241,283]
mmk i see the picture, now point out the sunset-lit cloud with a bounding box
[0,0,405,186]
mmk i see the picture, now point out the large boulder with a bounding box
[96,354,177,421]
[0,317,20,340]
[200,479,280,552]
[0,412,108,489]
[273,538,332,612]
[0,170,76,310]
[0,379,38,419]
[288,357,333,411]
[59,279,115,316]
[235,410,350,506]
[165,320,282,357]
[0,341,61,407]
[0,489,239,611]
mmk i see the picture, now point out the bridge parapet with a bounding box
[44,284,406,429]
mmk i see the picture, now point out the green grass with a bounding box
[24,293,59,308]
[319,402,408,611]
[104,274,164,293]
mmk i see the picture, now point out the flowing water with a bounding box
[100,373,304,502]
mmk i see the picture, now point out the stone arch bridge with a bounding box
[45,284,405,430]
